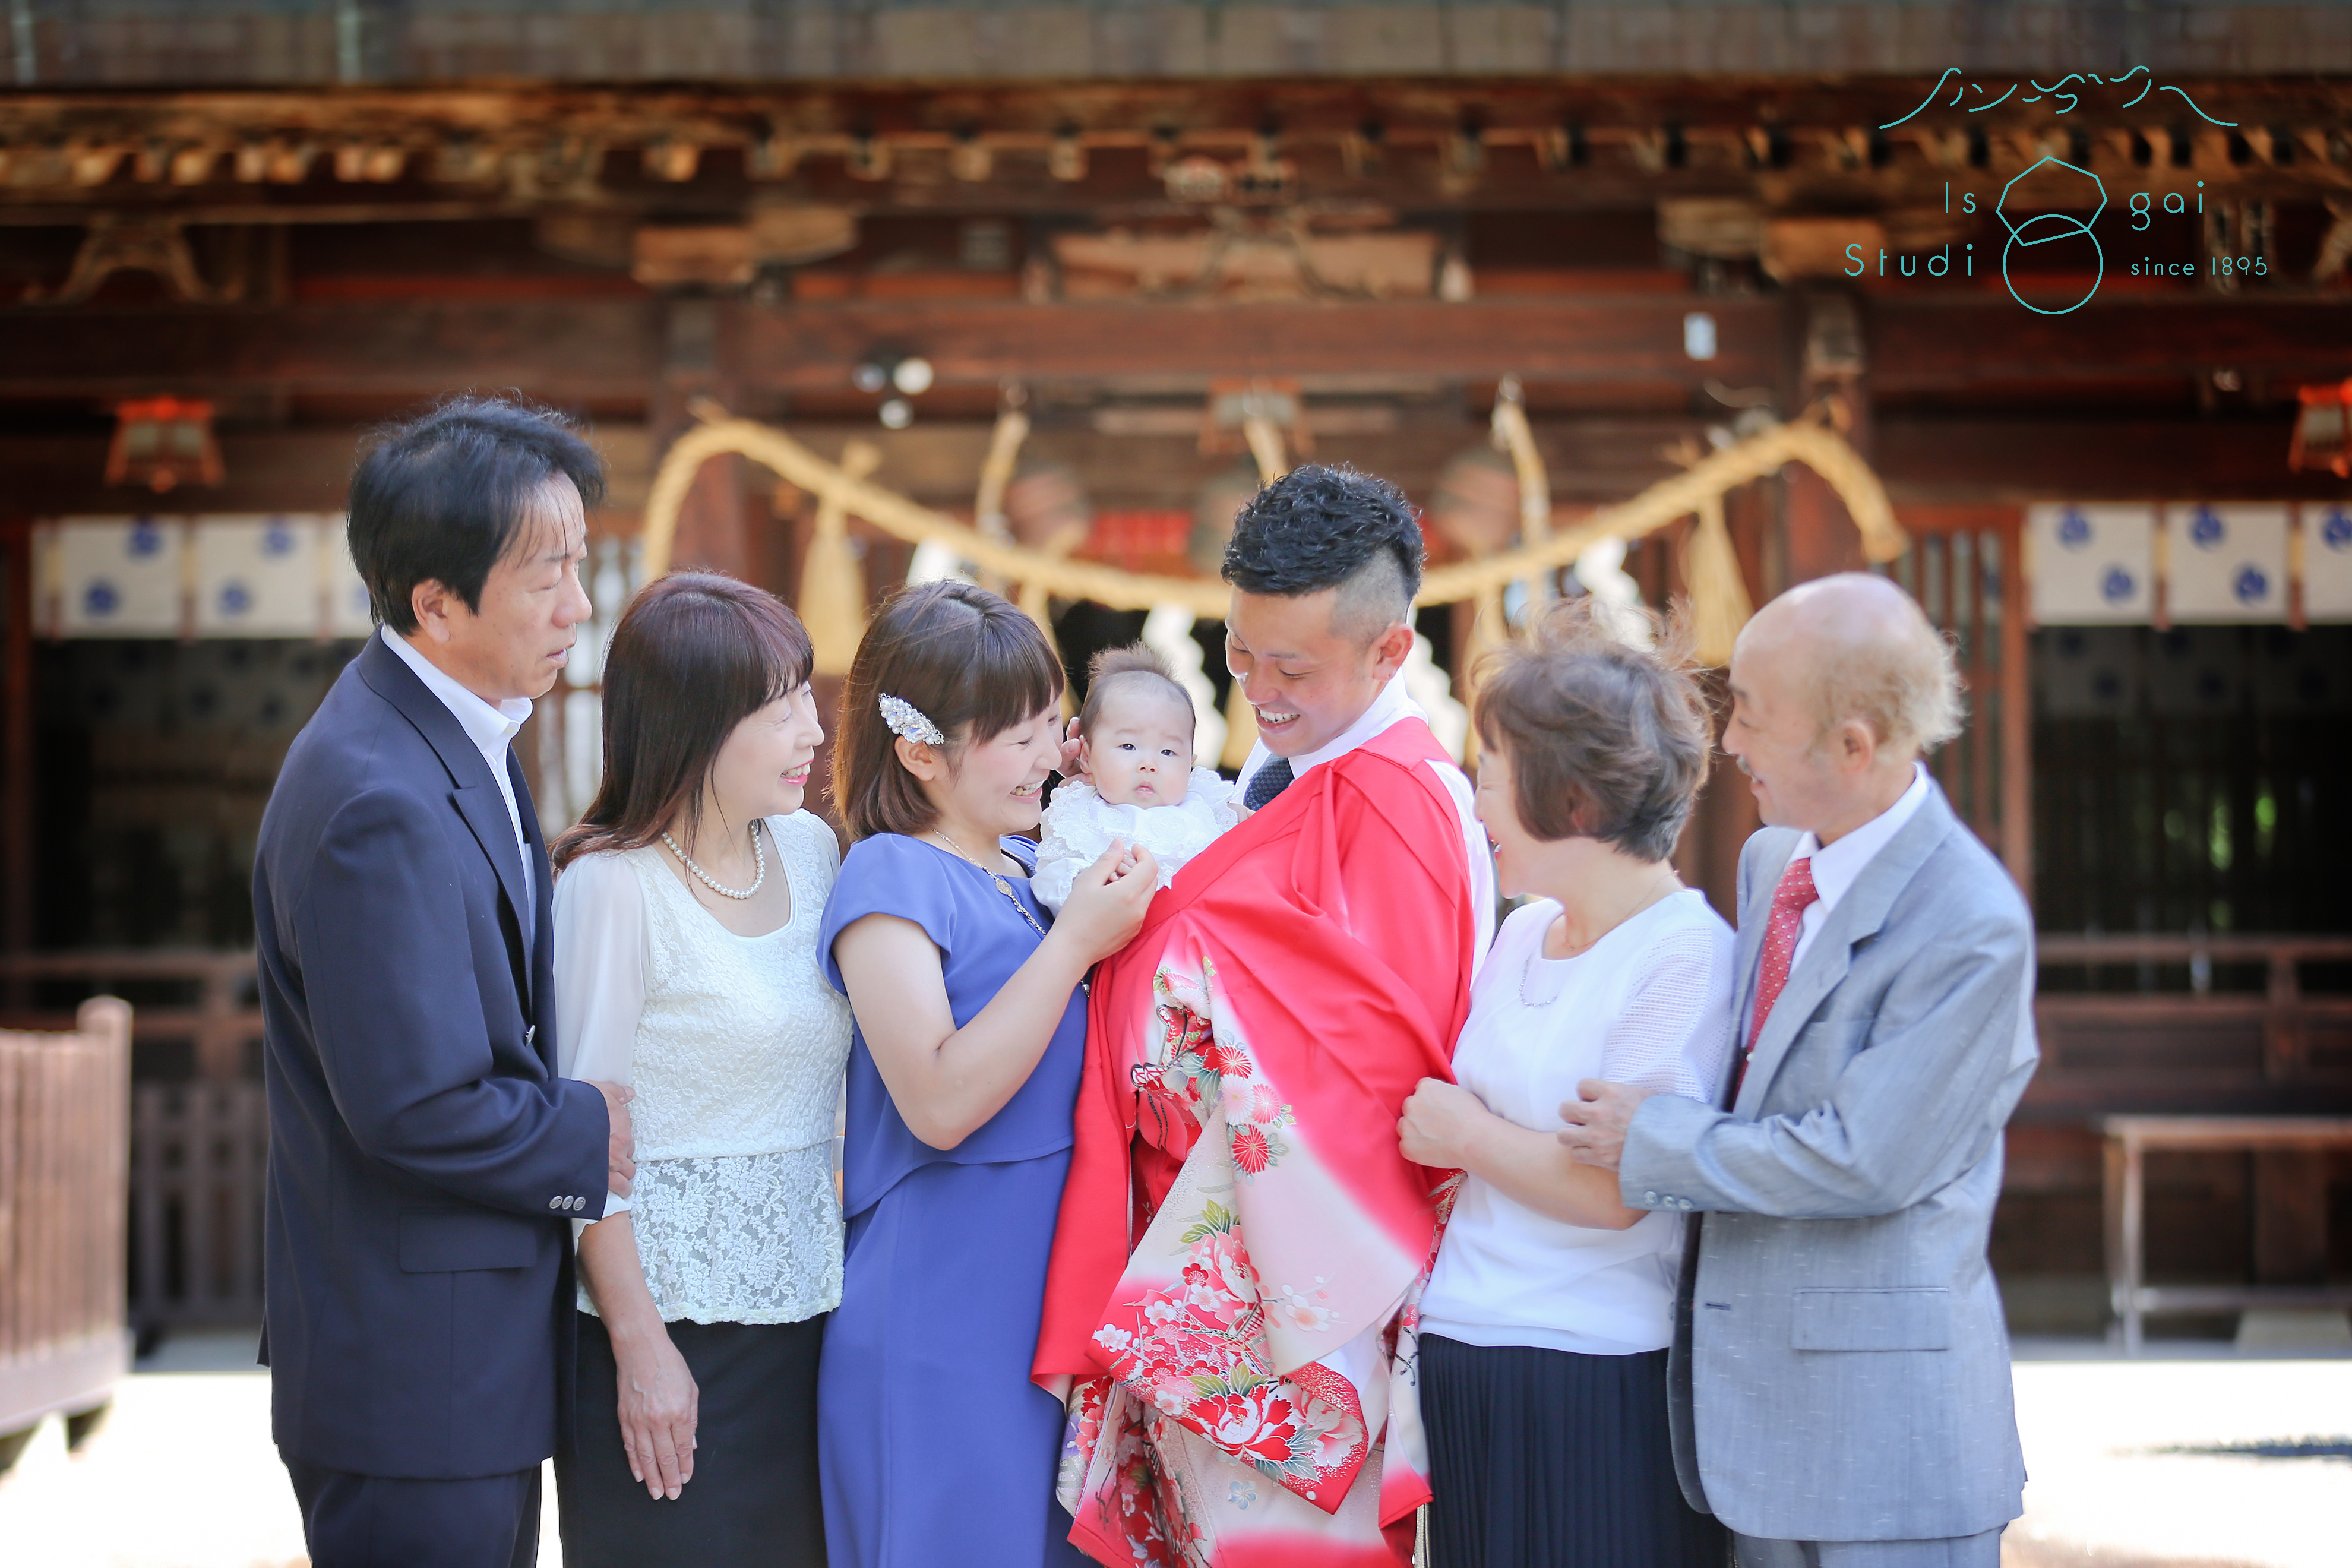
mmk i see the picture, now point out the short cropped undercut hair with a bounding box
[1222,464,1425,643]
[832,580,1066,842]
[347,396,606,636]
[1474,596,1714,864]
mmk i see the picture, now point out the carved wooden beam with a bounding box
[0,79,2345,219]
[2,294,2346,406]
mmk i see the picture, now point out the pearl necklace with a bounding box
[662,819,766,900]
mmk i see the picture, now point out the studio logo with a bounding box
[1997,157,2105,316]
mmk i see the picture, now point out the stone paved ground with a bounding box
[2001,1353,2352,1568]
[0,1330,562,1568]
[1,1333,2345,1567]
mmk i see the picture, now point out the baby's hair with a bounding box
[1079,643,1194,739]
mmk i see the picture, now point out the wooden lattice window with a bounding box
[1881,506,2032,892]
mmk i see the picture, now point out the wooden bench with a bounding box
[2101,1115,2352,1354]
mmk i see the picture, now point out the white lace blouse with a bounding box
[554,811,853,1326]
[1418,890,1734,1357]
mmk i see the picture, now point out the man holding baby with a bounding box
[1034,465,1493,1567]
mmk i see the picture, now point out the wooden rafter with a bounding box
[7,295,2351,402]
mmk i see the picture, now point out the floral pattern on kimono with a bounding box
[1057,961,1450,1567]
[1033,718,1481,1568]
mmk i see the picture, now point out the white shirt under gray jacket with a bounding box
[1618,774,2039,1564]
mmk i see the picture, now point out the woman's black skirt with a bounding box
[1420,1333,1727,1568]
[557,1311,827,1567]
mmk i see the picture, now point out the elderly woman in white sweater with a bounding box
[1397,597,1732,1568]
[551,573,847,1567]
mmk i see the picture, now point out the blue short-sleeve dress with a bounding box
[816,833,1091,1568]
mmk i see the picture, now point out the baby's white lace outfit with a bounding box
[553,811,852,1325]
[1031,768,1239,912]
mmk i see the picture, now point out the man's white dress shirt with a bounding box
[383,628,621,1211]
[1235,674,1497,964]
[1784,761,1931,972]
[382,628,537,937]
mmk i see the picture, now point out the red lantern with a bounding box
[105,397,223,492]
[2288,379,2352,479]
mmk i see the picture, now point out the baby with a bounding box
[1032,644,1238,912]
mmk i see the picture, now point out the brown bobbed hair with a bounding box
[551,573,814,872]
[1473,596,1713,864]
[832,580,1065,842]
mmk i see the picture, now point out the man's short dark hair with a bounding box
[1221,464,1424,640]
[347,396,606,635]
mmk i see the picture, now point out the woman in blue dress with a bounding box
[818,580,1158,1568]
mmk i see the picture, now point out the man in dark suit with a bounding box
[254,398,635,1567]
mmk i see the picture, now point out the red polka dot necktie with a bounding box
[1731,855,1819,1101]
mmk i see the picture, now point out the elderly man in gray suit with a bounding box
[1560,572,2037,1568]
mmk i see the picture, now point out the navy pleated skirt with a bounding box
[1420,1333,1728,1568]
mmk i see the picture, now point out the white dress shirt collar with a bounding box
[380,628,538,941]
[1238,671,1424,792]
[1237,672,1497,968]
[381,627,533,759]
[1791,761,1932,922]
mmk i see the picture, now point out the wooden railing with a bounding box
[131,1080,268,1327]
[0,952,268,1327]
[0,950,260,1080]
[1,999,132,1445]
[2026,934,2352,1120]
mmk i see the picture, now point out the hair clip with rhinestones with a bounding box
[877,693,946,747]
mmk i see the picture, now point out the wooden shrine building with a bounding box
[2,1,2350,1341]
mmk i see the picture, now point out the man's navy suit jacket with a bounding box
[254,633,609,1480]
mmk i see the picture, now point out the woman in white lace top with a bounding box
[1397,598,1731,1568]
[549,575,849,1567]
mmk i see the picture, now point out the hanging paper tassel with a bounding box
[1221,682,1259,771]
[800,440,882,676]
[1488,378,1553,612]
[1684,494,1754,667]
[1455,582,1510,767]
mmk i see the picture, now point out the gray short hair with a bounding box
[1810,582,1964,755]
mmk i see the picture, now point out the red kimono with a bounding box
[1034,719,1480,1568]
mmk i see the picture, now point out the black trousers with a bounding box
[556,1311,827,1568]
[283,1452,540,1568]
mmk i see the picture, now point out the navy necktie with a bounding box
[1243,757,1295,811]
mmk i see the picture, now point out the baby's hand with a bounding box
[1057,717,1090,785]
[1055,840,1158,964]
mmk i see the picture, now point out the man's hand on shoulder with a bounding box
[1557,1079,1656,1172]
[589,1080,636,1197]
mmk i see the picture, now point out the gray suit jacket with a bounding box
[1619,780,2036,1543]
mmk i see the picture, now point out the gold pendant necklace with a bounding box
[931,828,1048,941]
